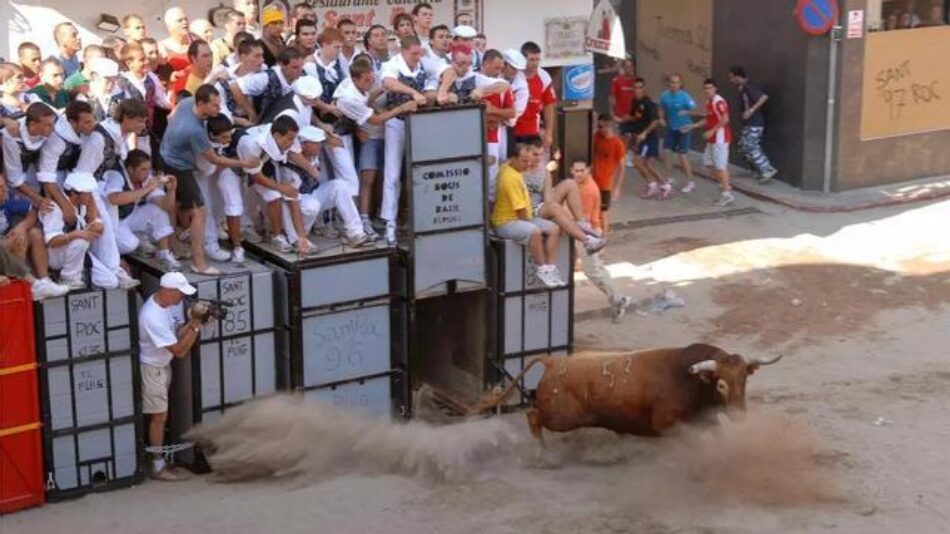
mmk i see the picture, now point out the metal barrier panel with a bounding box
[412,229,487,298]
[303,374,396,420]
[34,288,143,499]
[301,302,392,388]
[407,107,484,162]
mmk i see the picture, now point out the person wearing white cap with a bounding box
[78,56,124,122]
[335,56,419,239]
[452,25,481,71]
[72,99,150,289]
[279,126,372,247]
[138,271,209,481]
[38,172,100,289]
[258,75,323,127]
[500,49,530,157]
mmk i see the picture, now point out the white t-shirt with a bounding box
[334,78,384,139]
[138,295,184,367]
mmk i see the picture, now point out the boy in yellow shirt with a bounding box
[492,143,565,288]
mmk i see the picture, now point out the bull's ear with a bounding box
[746,364,759,376]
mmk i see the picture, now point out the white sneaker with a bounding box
[612,296,632,323]
[231,247,246,266]
[384,222,397,247]
[548,266,567,287]
[640,183,660,199]
[681,181,696,194]
[361,217,379,240]
[32,278,69,301]
[659,182,674,199]
[156,251,181,271]
[584,235,608,255]
[714,191,736,207]
[535,265,561,288]
[60,277,86,290]
[343,231,372,248]
[577,220,601,238]
[115,269,141,290]
[206,247,232,262]
[271,235,293,253]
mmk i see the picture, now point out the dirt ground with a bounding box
[4,183,949,534]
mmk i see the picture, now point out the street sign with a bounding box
[563,64,595,101]
[796,0,839,36]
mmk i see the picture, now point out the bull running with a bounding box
[467,344,782,442]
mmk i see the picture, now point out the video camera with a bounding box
[186,298,234,324]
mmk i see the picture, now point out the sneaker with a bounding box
[714,191,736,207]
[612,296,632,323]
[150,466,185,482]
[156,251,181,271]
[115,269,141,290]
[680,181,696,194]
[577,220,601,238]
[640,183,660,199]
[361,216,379,240]
[231,247,246,266]
[191,264,222,276]
[206,247,232,262]
[659,182,674,199]
[384,222,397,247]
[32,278,69,300]
[549,266,568,287]
[584,235,608,255]
[270,235,293,253]
[242,226,263,244]
[60,277,86,290]
[535,265,561,288]
[757,168,778,184]
[343,231,372,248]
[135,240,158,257]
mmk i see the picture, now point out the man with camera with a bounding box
[138,272,214,481]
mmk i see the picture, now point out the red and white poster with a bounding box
[308,0,459,36]
[584,0,625,59]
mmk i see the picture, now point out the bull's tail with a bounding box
[466,357,550,416]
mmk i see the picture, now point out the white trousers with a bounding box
[380,118,406,223]
[324,140,360,198]
[282,180,361,243]
[578,244,619,306]
[116,204,174,255]
[217,169,245,217]
[487,142,501,204]
[48,238,89,281]
[89,191,121,288]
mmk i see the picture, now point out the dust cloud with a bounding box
[189,397,843,509]
[186,395,524,483]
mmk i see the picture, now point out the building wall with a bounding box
[482,0,593,67]
[834,0,950,190]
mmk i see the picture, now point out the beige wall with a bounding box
[635,0,713,97]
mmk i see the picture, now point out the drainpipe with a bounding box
[822,25,843,193]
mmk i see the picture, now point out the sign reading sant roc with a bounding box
[411,159,485,233]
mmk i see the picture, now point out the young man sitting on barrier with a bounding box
[0,198,72,299]
[520,137,608,256]
[39,173,104,290]
[492,142,565,288]
[278,126,374,248]
[138,272,210,482]
[103,150,181,271]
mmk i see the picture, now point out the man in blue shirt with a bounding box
[53,22,82,78]
[658,74,697,193]
[160,84,257,276]
[729,66,778,183]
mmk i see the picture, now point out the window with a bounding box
[867,0,948,31]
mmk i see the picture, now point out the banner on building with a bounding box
[310,0,458,36]
[584,0,626,59]
[544,17,589,63]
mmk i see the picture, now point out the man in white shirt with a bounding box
[337,18,362,76]
[413,3,435,54]
[378,36,437,246]
[501,49,530,156]
[138,272,207,481]
[436,45,509,105]
[37,101,98,227]
[335,57,418,238]
[3,102,56,211]
[39,173,102,289]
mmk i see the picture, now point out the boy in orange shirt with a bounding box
[592,114,627,228]
[571,159,631,322]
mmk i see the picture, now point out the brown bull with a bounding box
[468,344,781,441]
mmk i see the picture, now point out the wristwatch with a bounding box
[191,324,200,334]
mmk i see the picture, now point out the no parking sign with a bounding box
[796,0,839,36]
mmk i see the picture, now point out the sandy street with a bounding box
[4,180,949,534]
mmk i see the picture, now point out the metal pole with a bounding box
[822,25,843,193]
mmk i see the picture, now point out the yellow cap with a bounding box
[262,7,284,27]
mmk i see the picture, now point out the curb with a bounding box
[692,168,950,213]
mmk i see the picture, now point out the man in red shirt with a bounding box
[610,59,636,165]
[481,49,516,201]
[514,41,557,152]
[685,78,735,207]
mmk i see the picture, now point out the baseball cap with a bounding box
[262,6,284,27]
[453,25,477,39]
[63,172,98,193]
[160,272,197,296]
[89,57,120,78]
[502,49,526,70]
[298,126,326,144]
[292,76,323,100]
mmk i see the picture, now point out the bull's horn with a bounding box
[689,360,717,374]
[746,354,784,366]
